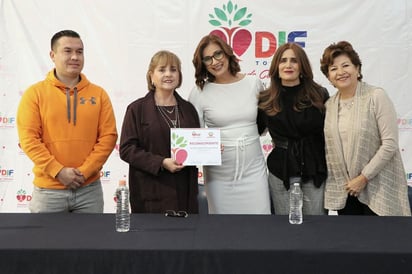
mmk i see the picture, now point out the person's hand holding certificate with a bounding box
[170,128,221,166]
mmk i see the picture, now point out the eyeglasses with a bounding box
[202,50,224,66]
[165,210,188,218]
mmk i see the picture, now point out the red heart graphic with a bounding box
[175,149,188,165]
[210,28,252,58]
[232,29,252,57]
[16,195,26,202]
[262,144,273,152]
[210,29,228,44]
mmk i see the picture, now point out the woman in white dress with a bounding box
[189,34,271,214]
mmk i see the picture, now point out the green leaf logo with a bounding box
[171,132,188,148]
[208,0,252,28]
[17,189,26,195]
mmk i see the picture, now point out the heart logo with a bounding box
[232,29,252,57]
[175,149,188,165]
[210,28,252,58]
[114,144,120,151]
[262,144,273,152]
[16,195,26,202]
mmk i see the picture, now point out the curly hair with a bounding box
[192,34,240,90]
[320,41,363,81]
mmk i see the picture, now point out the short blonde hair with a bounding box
[146,50,183,92]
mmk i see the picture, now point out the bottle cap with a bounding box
[118,180,126,186]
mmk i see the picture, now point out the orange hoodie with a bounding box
[17,70,118,189]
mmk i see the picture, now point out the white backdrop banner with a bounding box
[1,0,411,212]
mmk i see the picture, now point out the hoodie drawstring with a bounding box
[65,87,78,126]
[66,88,71,124]
[73,87,77,125]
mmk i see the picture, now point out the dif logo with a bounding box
[208,0,306,58]
[0,167,14,179]
[16,189,32,203]
[100,170,111,178]
[398,117,412,130]
[100,170,112,183]
[0,113,16,128]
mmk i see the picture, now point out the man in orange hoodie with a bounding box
[17,30,118,213]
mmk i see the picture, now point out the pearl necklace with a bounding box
[339,97,355,110]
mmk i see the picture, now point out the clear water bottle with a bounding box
[289,181,303,224]
[115,180,130,232]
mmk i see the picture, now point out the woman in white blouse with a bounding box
[320,41,410,216]
[189,34,270,214]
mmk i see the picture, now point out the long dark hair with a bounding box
[258,43,326,116]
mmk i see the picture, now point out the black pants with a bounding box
[338,195,377,215]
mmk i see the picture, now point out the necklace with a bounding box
[156,104,180,128]
[339,98,355,110]
[160,105,176,114]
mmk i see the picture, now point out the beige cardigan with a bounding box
[324,81,410,216]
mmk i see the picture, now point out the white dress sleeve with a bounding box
[188,86,205,128]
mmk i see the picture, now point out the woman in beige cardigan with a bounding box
[320,41,410,216]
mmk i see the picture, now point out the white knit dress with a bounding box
[189,75,271,214]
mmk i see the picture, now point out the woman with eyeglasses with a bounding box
[189,34,271,214]
[120,50,200,214]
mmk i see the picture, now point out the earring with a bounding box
[299,74,303,78]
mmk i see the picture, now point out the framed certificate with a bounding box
[170,128,221,166]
